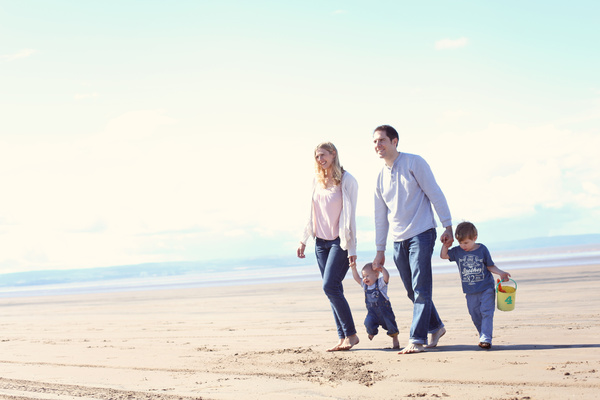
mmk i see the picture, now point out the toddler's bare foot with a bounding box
[368,334,374,341]
[426,326,446,348]
[326,339,345,352]
[392,335,400,349]
[398,342,425,354]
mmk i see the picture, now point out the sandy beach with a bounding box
[0,264,599,400]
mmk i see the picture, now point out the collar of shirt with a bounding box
[385,152,402,171]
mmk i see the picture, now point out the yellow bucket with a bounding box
[496,279,517,312]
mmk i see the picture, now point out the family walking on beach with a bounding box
[298,125,511,354]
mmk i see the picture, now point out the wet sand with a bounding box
[0,264,599,399]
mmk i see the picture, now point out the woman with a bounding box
[297,142,360,351]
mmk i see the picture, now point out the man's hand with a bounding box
[372,251,385,271]
[440,226,454,247]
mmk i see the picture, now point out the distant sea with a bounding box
[1,234,599,298]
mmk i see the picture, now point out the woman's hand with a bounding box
[297,242,306,259]
[348,255,357,268]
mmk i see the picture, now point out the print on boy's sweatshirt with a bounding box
[447,245,495,294]
[458,254,485,284]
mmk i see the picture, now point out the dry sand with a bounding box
[0,264,599,399]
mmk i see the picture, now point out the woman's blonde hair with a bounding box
[314,142,344,188]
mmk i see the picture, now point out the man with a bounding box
[372,125,453,354]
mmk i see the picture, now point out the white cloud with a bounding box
[1,49,36,61]
[332,10,347,15]
[428,123,600,224]
[443,109,471,119]
[581,181,600,196]
[555,97,600,125]
[435,37,468,50]
[74,92,99,100]
[0,110,182,271]
[224,229,248,237]
[0,109,320,271]
[1,109,598,273]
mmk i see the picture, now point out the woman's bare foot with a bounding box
[326,335,359,351]
[425,326,446,348]
[326,339,345,352]
[398,342,425,354]
[368,334,374,341]
[392,335,400,349]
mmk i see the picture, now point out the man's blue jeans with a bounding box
[315,237,357,339]
[393,228,444,345]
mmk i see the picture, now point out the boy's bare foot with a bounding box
[398,342,425,354]
[368,334,374,341]
[426,326,446,348]
[392,335,400,349]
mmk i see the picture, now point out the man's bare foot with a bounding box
[426,326,446,348]
[343,334,360,350]
[326,339,345,352]
[392,335,400,349]
[398,342,425,354]
[368,334,374,341]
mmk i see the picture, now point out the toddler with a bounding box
[350,263,400,349]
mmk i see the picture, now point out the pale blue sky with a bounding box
[1,1,599,273]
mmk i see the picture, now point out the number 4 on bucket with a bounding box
[496,278,517,312]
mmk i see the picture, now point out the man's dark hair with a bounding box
[374,125,399,144]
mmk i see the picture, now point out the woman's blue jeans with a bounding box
[315,237,357,339]
[393,228,444,345]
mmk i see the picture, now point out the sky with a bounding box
[1,1,599,273]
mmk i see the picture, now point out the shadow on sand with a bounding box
[351,343,600,352]
[431,343,600,352]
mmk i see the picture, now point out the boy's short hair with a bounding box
[455,221,478,241]
[362,263,375,273]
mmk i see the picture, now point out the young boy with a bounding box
[441,221,511,349]
[350,263,400,349]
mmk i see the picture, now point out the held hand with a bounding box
[440,227,454,247]
[348,255,357,268]
[372,251,385,272]
[297,243,306,259]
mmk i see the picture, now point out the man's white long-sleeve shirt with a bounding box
[374,152,452,251]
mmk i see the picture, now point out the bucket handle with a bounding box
[496,278,517,293]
